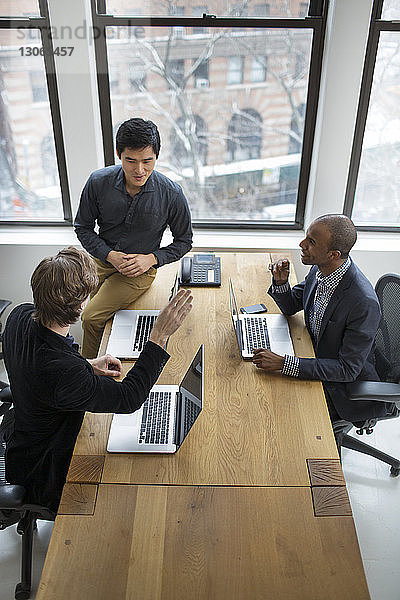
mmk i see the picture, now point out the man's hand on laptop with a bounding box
[149,289,193,348]
[269,259,290,286]
[88,354,122,377]
[252,348,284,372]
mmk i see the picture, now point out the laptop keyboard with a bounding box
[244,317,271,353]
[139,391,172,445]
[133,315,157,352]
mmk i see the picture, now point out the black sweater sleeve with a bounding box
[53,341,169,414]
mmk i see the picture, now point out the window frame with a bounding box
[0,0,72,226]
[92,0,327,230]
[344,0,400,232]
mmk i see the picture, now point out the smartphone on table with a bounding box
[240,304,268,314]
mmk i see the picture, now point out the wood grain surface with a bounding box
[96,253,338,486]
[38,484,369,600]
[39,252,368,600]
[57,483,98,516]
[307,458,346,487]
[312,486,353,517]
[66,455,105,483]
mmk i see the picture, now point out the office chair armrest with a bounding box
[347,381,400,403]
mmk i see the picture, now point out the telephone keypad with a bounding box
[191,260,221,285]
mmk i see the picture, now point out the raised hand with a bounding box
[269,259,290,286]
[149,289,193,348]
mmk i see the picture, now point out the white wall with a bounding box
[304,0,373,222]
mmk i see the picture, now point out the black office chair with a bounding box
[0,299,11,360]
[339,273,400,476]
[0,385,55,600]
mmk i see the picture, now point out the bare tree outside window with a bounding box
[104,0,314,224]
[227,109,262,161]
[352,31,400,226]
[171,115,208,167]
[0,28,62,221]
[106,20,312,222]
[193,58,209,87]
[129,62,147,91]
[166,59,185,88]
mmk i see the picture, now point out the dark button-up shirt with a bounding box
[74,166,193,266]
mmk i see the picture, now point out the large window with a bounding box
[345,0,400,230]
[106,0,310,17]
[0,2,70,224]
[93,0,326,227]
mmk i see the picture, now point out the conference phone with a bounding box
[180,253,221,287]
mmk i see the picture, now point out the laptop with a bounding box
[106,273,179,359]
[228,278,294,360]
[107,345,204,453]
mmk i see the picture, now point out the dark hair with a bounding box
[315,214,357,259]
[31,247,98,328]
[116,118,161,158]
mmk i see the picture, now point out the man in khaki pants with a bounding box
[74,118,193,358]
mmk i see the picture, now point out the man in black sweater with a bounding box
[3,246,192,512]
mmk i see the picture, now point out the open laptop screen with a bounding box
[174,345,204,449]
[228,278,244,353]
[169,271,179,301]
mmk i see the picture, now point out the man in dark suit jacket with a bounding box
[252,214,392,428]
[3,247,192,511]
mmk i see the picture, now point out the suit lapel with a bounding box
[303,267,318,330]
[315,262,356,345]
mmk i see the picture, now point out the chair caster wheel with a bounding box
[15,581,31,599]
[390,466,400,477]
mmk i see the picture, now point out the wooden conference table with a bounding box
[36,252,370,600]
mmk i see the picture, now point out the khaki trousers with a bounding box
[81,258,157,358]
